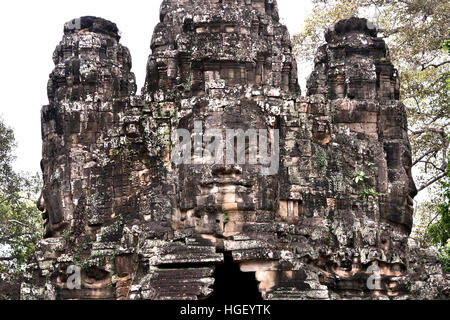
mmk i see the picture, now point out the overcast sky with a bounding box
[0,0,313,174]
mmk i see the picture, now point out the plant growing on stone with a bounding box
[438,243,450,273]
[72,243,92,271]
[366,162,377,172]
[353,171,367,185]
[316,150,328,168]
[223,211,230,225]
[62,228,72,241]
[360,188,380,200]
[178,71,192,92]
[111,138,140,159]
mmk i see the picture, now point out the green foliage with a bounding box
[0,117,18,200]
[411,200,437,246]
[177,71,192,93]
[114,213,124,226]
[0,116,43,273]
[353,164,378,198]
[71,238,97,270]
[366,162,377,172]
[427,166,450,247]
[223,211,230,225]
[412,162,450,253]
[316,150,328,168]
[293,0,360,63]
[0,196,42,273]
[353,171,367,185]
[61,227,71,241]
[111,138,139,159]
[438,242,450,273]
[360,188,380,199]
[443,40,450,55]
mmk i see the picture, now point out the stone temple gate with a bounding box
[22,0,448,300]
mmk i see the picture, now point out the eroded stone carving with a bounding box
[23,1,448,300]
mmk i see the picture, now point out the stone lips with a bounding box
[21,2,448,301]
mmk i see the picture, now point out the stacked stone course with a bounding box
[22,1,448,300]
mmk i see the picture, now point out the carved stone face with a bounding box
[38,156,72,238]
[174,99,280,235]
[37,17,136,239]
[28,10,430,301]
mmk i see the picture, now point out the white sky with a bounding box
[0,0,313,174]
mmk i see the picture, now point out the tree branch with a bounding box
[410,128,445,135]
[426,213,441,229]
[379,27,401,37]
[413,146,442,166]
[0,257,15,261]
[417,159,443,172]
[417,172,447,193]
[8,219,35,230]
[422,60,450,70]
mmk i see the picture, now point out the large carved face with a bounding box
[174,98,280,236]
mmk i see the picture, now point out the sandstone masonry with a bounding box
[22,0,449,300]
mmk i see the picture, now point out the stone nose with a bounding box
[36,193,46,212]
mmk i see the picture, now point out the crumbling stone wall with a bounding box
[22,0,448,300]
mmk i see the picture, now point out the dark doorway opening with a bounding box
[207,252,263,302]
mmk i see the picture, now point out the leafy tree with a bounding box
[427,163,449,247]
[293,0,359,63]
[0,116,43,274]
[412,161,450,272]
[0,116,18,202]
[437,241,450,273]
[293,0,450,250]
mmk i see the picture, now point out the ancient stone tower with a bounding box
[22,0,448,300]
